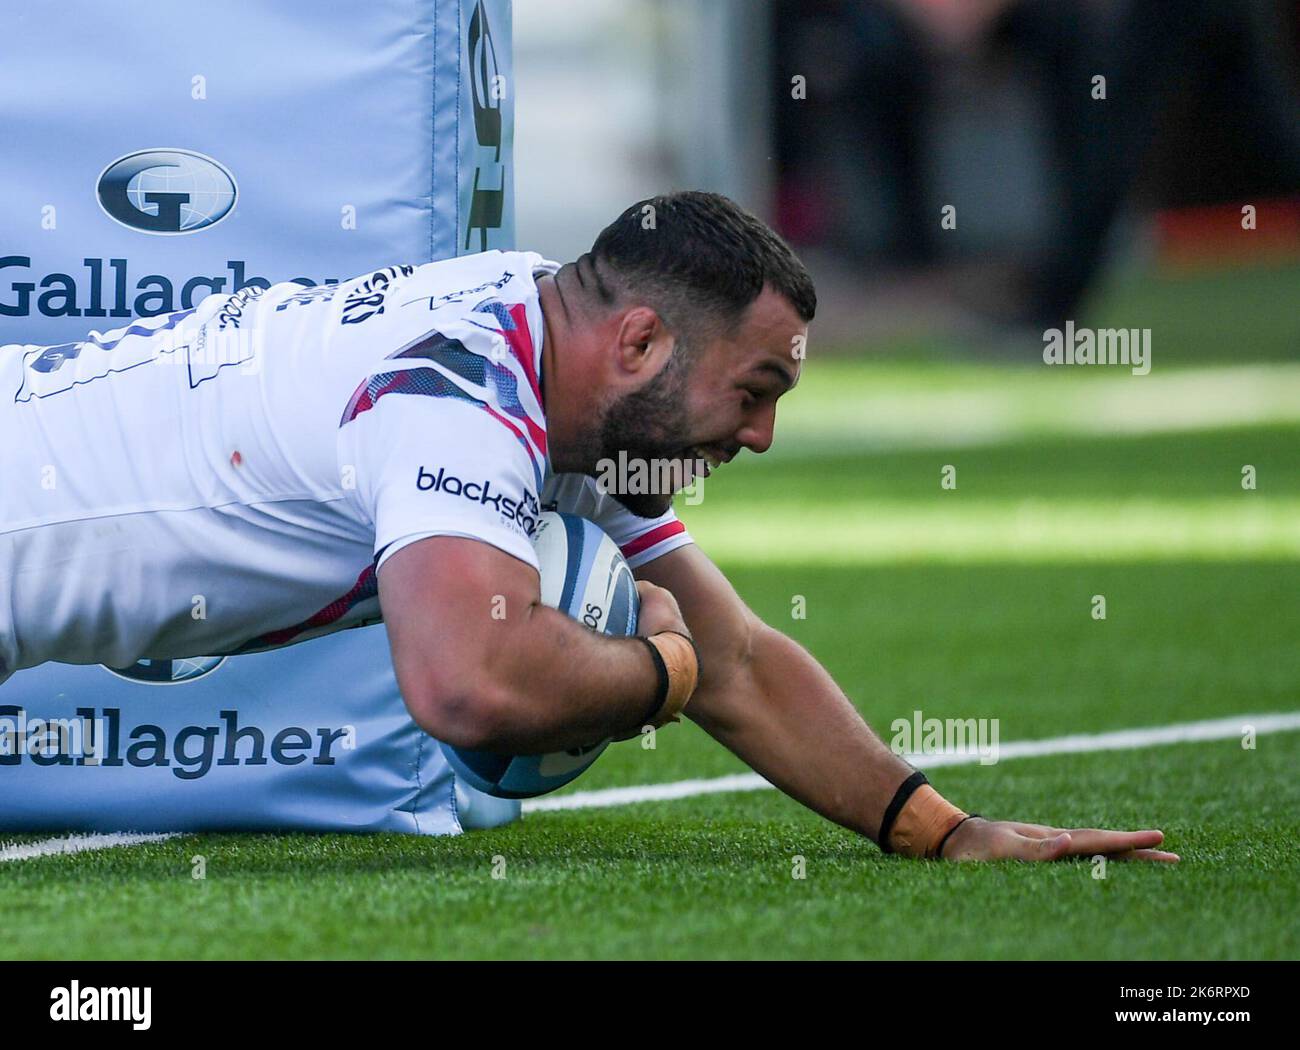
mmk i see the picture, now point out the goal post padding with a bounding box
[0,0,517,835]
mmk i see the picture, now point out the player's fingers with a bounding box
[633,580,688,637]
[1004,830,1072,861]
[1056,829,1165,855]
[1002,822,1062,839]
[1105,848,1181,864]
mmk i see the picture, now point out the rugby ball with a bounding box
[439,512,638,799]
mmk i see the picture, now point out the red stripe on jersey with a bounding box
[482,402,543,477]
[620,520,687,560]
[501,302,542,404]
[519,413,547,460]
[498,302,547,456]
[239,563,378,651]
[343,370,408,422]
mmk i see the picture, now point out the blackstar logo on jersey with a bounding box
[416,466,540,536]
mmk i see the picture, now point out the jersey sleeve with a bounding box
[551,476,694,569]
[339,390,544,574]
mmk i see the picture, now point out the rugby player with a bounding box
[0,191,1177,863]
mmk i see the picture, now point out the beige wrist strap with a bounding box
[889,785,969,859]
[642,631,700,727]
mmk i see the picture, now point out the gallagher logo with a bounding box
[96,148,238,235]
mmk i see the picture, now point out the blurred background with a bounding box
[511,0,1300,784]
[515,0,1300,351]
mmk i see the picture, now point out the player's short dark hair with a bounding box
[573,190,816,347]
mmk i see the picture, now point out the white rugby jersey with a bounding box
[0,251,691,683]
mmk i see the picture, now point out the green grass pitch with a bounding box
[2,263,1298,960]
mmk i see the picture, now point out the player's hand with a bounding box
[940,818,1180,863]
[635,579,691,639]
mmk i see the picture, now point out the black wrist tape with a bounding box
[635,636,671,728]
[936,813,980,859]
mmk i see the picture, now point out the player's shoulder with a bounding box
[236,251,556,330]
[336,252,553,483]
[406,250,557,303]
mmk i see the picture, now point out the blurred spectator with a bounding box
[773,0,1300,334]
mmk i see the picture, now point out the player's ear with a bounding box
[613,306,665,375]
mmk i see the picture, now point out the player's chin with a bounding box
[610,489,674,519]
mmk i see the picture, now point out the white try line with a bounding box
[1,712,1296,860]
[522,711,1300,813]
[0,831,180,864]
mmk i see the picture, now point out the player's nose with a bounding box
[736,403,777,455]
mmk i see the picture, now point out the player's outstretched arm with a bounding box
[638,544,1179,863]
[379,535,690,754]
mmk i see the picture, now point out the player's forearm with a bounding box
[689,624,919,842]
[499,603,664,751]
[414,603,659,754]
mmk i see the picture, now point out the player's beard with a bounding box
[595,348,696,518]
